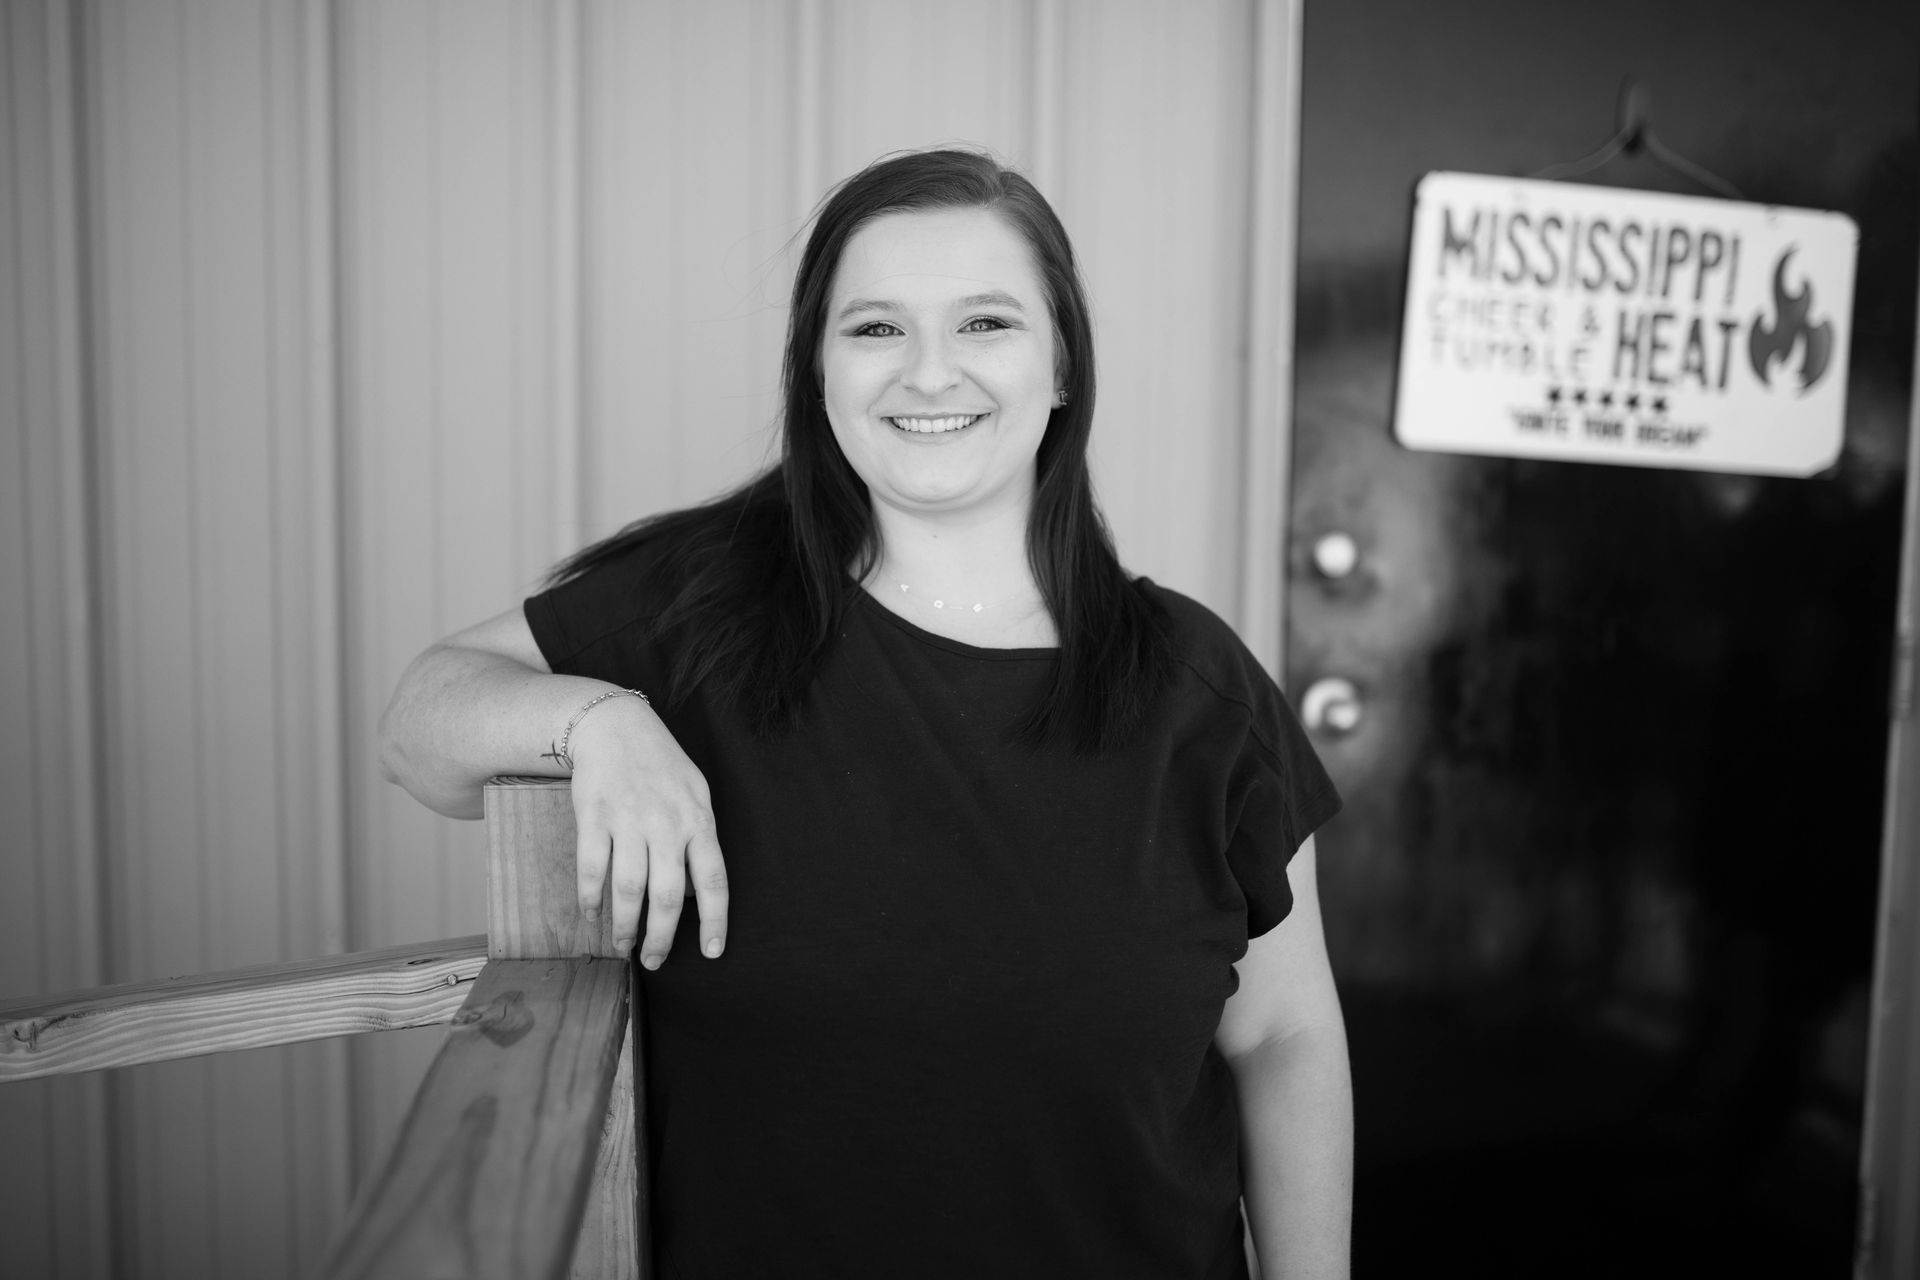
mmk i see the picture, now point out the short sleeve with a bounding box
[1137,577,1343,938]
[1224,689,1343,937]
[522,589,578,673]
[521,542,668,694]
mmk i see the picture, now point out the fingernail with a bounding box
[704,938,723,958]
[583,906,599,921]
[641,954,663,971]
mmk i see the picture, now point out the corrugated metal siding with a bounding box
[0,2,1299,1274]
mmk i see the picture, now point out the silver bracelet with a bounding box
[540,687,649,771]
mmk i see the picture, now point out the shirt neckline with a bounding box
[851,585,1060,661]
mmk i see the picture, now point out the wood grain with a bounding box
[486,777,623,960]
[485,775,646,1277]
[0,936,487,1084]
[320,956,630,1280]
[568,991,642,1280]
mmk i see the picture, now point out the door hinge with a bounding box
[1854,1178,1878,1277]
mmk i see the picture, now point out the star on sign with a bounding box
[1546,387,1563,405]
[1572,389,1588,406]
[1652,396,1669,414]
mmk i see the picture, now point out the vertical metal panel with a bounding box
[90,0,219,1265]
[1026,0,1065,195]
[338,0,556,937]
[1055,0,1257,621]
[577,0,799,539]
[0,0,115,1274]
[818,0,1034,177]
[578,0,681,534]
[335,0,573,1189]
[549,0,583,555]
[178,17,298,1265]
[793,0,828,218]
[279,0,355,1256]
[72,0,353,1272]
[337,0,453,980]
[334,0,438,1192]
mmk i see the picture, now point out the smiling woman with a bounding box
[822,207,1063,645]
[376,148,1352,1279]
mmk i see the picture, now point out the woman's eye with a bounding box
[961,316,1010,333]
[852,321,903,338]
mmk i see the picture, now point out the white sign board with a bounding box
[1394,172,1857,476]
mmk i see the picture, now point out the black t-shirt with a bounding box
[525,541,1341,1280]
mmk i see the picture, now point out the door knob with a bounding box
[1301,676,1363,734]
[1311,532,1360,579]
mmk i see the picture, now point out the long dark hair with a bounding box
[552,148,1172,752]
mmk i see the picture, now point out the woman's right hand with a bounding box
[565,695,729,968]
[378,605,729,969]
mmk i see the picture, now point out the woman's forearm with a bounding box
[380,618,729,967]
[1233,1022,1355,1280]
[377,643,621,819]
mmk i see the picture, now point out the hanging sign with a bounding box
[1394,171,1857,476]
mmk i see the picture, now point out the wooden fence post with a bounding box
[485,777,646,1280]
[485,777,624,961]
[319,778,644,1280]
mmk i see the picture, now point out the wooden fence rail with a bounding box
[0,935,487,1083]
[0,777,642,1280]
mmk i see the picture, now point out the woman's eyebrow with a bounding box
[836,297,900,320]
[835,290,1029,321]
[956,291,1027,312]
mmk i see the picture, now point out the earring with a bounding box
[1054,388,1069,407]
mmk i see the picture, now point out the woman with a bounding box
[380,149,1351,1279]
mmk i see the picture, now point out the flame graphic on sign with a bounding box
[1747,248,1833,390]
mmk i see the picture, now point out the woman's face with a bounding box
[820,206,1059,525]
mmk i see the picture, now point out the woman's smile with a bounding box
[887,412,989,435]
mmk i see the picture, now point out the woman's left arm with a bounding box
[1214,836,1354,1280]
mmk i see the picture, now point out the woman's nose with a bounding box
[900,333,961,396]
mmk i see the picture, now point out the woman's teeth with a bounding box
[888,414,982,434]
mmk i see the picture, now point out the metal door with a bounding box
[1287,3,1918,1274]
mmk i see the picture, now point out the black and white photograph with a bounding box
[1,2,1916,1277]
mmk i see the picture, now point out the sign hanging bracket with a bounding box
[1531,77,1745,202]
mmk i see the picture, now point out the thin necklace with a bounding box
[893,580,992,613]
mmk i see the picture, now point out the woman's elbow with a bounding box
[377,728,481,819]
[375,665,473,816]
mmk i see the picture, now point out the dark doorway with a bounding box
[1288,3,1918,1274]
